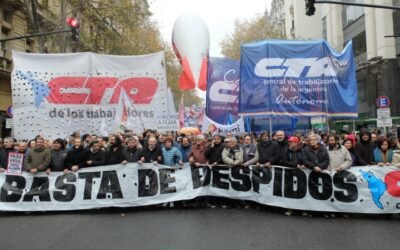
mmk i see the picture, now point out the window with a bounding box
[352,31,366,57]
[322,17,327,40]
[342,0,364,27]
[357,79,366,103]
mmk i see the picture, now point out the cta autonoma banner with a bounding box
[11,51,171,140]
[239,40,358,118]
[0,163,399,213]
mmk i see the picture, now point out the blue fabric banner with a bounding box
[239,40,358,118]
[206,57,240,124]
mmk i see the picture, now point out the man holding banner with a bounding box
[26,137,51,174]
[0,138,16,172]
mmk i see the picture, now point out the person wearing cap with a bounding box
[302,134,329,172]
[326,134,352,172]
[283,136,304,169]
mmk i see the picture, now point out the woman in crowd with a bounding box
[373,137,393,166]
[161,137,183,166]
[343,138,357,166]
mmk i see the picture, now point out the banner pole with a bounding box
[269,116,272,136]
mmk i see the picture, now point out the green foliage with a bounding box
[220,15,284,60]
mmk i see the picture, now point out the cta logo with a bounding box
[48,77,158,104]
[254,57,336,78]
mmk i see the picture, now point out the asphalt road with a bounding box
[0,207,399,250]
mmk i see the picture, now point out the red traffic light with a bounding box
[66,17,80,28]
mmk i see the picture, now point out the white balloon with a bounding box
[172,15,210,91]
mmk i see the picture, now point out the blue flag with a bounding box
[239,40,358,118]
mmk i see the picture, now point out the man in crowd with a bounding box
[85,139,106,167]
[26,137,51,174]
[205,134,225,166]
[122,137,143,164]
[242,134,257,167]
[354,128,375,165]
[65,137,89,172]
[275,130,288,165]
[222,137,243,166]
[48,138,67,172]
[303,134,330,172]
[105,134,124,165]
[18,141,29,158]
[282,136,304,169]
[0,137,17,172]
[327,134,352,172]
[142,136,162,164]
[255,132,280,167]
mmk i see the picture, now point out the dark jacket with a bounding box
[354,129,375,165]
[283,148,303,168]
[302,144,330,170]
[257,140,280,164]
[86,149,106,167]
[50,149,68,171]
[204,142,224,164]
[0,148,17,169]
[241,144,257,163]
[65,146,90,170]
[122,147,143,163]
[105,146,124,165]
[277,140,289,165]
[142,145,163,163]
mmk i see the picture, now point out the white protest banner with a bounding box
[12,51,170,140]
[6,153,23,174]
[0,163,400,213]
[201,116,245,135]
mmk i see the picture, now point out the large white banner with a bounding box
[201,116,245,135]
[1,163,400,213]
[12,51,172,139]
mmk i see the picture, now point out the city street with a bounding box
[0,206,399,250]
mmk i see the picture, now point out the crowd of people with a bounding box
[0,128,399,215]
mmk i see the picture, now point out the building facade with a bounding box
[269,0,323,40]
[0,0,151,138]
[322,0,400,129]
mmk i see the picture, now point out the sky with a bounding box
[149,0,272,57]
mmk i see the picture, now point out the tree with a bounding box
[220,15,284,60]
[164,44,203,107]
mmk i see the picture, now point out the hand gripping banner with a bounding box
[239,40,358,118]
[0,163,400,213]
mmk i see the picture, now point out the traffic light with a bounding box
[305,0,316,16]
[66,17,80,42]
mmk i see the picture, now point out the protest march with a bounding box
[1,40,399,215]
